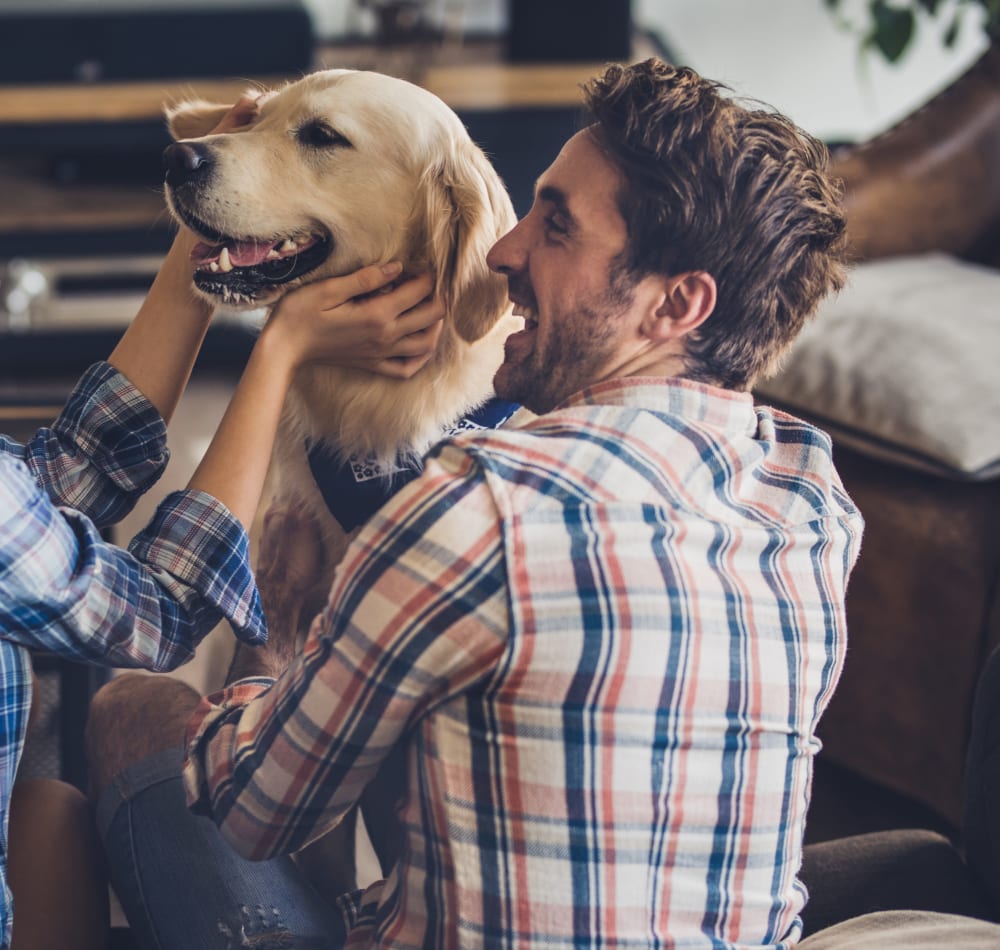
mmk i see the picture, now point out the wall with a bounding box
[634,0,989,142]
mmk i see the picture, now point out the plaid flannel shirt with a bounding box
[0,362,265,949]
[185,376,863,949]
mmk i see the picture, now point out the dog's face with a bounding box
[163,69,515,342]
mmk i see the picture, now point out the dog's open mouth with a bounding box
[177,208,332,305]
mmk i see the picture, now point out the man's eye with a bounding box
[296,121,352,149]
[544,215,568,236]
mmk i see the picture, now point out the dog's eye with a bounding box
[296,121,351,149]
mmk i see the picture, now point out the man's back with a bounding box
[373,376,863,948]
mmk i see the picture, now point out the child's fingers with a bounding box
[393,296,445,340]
[314,262,406,309]
[209,90,275,135]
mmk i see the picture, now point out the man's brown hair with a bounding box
[583,59,848,390]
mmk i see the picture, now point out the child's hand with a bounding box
[209,89,276,135]
[262,263,445,379]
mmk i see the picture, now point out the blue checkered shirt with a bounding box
[0,362,265,949]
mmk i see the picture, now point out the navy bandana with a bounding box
[307,397,520,532]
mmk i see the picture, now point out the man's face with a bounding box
[486,129,646,414]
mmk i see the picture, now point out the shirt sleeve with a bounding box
[182,443,510,860]
[0,455,266,669]
[6,361,169,528]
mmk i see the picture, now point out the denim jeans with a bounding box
[96,748,351,950]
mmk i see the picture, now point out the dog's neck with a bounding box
[283,310,519,466]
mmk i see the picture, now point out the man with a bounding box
[87,59,863,948]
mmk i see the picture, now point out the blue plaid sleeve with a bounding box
[0,457,264,668]
[129,491,266,646]
[18,361,169,527]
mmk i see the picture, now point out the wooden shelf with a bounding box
[422,62,598,110]
[0,157,166,235]
[0,40,600,127]
[0,42,618,248]
[0,77,290,126]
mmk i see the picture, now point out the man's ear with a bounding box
[643,271,717,341]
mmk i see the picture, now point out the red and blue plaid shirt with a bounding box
[0,362,264,949]
[185,376,863,949]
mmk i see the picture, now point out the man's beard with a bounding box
[496,263,637,414]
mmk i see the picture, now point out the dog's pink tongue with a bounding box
[190,240,276,267]
[229,240,275,267]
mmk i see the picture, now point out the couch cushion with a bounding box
[754,253,1000,480]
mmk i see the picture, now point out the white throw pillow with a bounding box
[754,253,1000,480]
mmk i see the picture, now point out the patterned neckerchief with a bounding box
[307,397,520,532]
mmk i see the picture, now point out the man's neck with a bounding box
[599,342,691,387]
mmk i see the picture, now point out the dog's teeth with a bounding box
[209,262,220,273]
[266,248,281,260]
[279,239,297,252]
[218,247,234,273]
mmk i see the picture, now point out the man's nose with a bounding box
[487,220,525,274]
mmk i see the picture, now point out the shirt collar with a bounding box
[556,376,758,436]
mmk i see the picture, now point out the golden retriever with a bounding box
[162,69,523,889]
[163,68,521,627]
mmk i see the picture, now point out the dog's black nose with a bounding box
[163,142,213,187]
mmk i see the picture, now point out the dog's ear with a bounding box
[164,99,232,141]
[420,141,516,343]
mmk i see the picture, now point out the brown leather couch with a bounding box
[775,43,1000,827]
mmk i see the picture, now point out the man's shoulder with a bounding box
[435,407,595,460]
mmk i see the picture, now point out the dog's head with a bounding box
[163,69,515,342]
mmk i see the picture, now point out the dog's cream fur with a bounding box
[165,69,521,589]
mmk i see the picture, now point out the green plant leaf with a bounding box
[943,9,962,45]
[985,0,1000,38]
[832,0,997,61]
[869,0,917,62]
